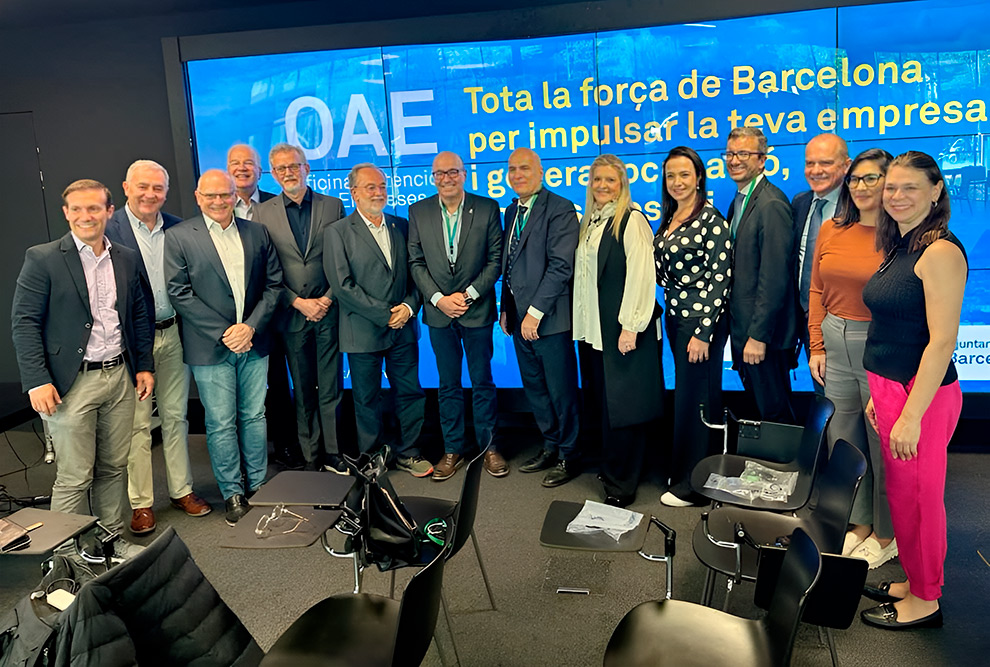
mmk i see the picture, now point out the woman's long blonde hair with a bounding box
[582,154,631,240]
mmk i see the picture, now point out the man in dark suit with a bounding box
[106,160,211,536]
[12,179,154,556]
[500,148,581,486]
[227,143,301,470]
[792,133,850,391]
[256,143,346,473]
[164,169,283,526]
[324,163,432,477]
[724,127,797,423]
[408,151,503,481]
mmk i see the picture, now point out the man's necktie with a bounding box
[800,198,826,311]
[730,190,746,239]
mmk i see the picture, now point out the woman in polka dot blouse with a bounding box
[653,146,732,507]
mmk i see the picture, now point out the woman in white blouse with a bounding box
[573,154,663,507]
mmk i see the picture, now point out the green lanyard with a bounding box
[514,199,533,240]
[442,205,461,263]
[738,179,756,220]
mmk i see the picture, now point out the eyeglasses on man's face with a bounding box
[432,168,463,180]
[272,163,304,175]
[721,151,764,162]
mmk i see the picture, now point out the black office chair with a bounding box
[388,447,494,666]
[690,395,835,511]
[753,545,869,667]
[604,527,822,667]
[262,538,451,667]
[693,439,866,610]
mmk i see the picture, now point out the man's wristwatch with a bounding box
[462,292,474,306]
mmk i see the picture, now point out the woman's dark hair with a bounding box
[876,150,951,254]
[833,148,893,228]
[659,146,707,234]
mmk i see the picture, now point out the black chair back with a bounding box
[446,447,486,558]
[799,439,867,553]
[391,537,451,667]
[762,527,822,667]
[795,396,835,474]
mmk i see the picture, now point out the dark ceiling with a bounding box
[0,0,588,29]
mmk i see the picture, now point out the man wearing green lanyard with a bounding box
[724,127,798,423]
[500,148,582,487]
[408,151,504,481]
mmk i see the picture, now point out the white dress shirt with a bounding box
[204,215,247,323]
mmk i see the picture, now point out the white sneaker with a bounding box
[850,537,898,569]
[660,491,694,508]
[842,531,866,556]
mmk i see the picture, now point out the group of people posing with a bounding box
[12,127,964,631]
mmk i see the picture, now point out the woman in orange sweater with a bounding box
[807,148,894,567]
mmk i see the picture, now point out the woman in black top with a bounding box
[654,146,732,506]
[859,151,967,631]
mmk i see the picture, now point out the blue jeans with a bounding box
[191,350,268,500]
[428,321,497,455]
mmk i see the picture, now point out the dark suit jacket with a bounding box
[11,233,154,396]
[255,190,345,332]
[163,215,284,366]
[324,211,421,354]
[726,176,797,356]
[104,207,183,330]
[501,188,579,337]
[408,192,502,328]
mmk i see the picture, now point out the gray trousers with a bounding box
[43,364,135,535]
[821,313,893,538]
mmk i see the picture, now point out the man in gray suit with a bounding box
[256,143,346,473]
[164,169,283,526]
[324,164,432,477]
[408,151,504,481]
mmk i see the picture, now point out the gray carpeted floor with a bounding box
[1,417,987,665]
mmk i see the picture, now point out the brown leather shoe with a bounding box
[432,453,463,481]
[130,508,156,535]
[170,492,213,517]
[483,449,509,477]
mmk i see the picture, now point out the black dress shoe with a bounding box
[542,461,580,488]
[520,449,558,473]
[225,494,251,527]
[861,603,943,630]
[604,494,634,508]
[273,445,305,470]
[322,454,350,476]
[863,581,905,604]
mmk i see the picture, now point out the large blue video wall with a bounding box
[185,0,990,391]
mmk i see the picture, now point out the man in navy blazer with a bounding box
[791,133,850,393]
[105,160,211,536]
[324,164,432,477]
[408,151,504,481]
[724,127,797,423]
[227,143,301,470]
[164,169,283,526]
[500,148,581,486]
[12,179,154,552]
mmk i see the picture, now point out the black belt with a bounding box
[156,316,177,330]
[82,354,124,372]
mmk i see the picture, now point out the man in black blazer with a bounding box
[105,160,211,537]
[164,169,283,526]
[256,143,346,473]
[500,148,581,486]
[324,164,432,477]
[724,127,797,423]
[792,133,850,392]
[227,143,301,470]
[12,179,154,553]
[408,151,503,481]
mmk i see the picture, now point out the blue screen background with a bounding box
[185,0,990,391]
